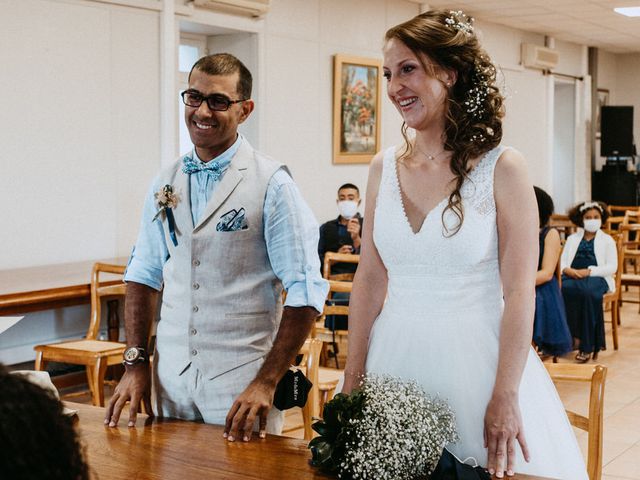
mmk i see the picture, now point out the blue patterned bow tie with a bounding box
[182,155,227,180]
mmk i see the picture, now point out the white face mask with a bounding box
[337,200,358,219]
[583,218,601,233]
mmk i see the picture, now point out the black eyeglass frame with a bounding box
[181,90,247,112]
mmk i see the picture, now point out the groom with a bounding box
[104,53,328,441]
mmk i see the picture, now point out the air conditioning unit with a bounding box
[191,0,271,17]
[521,43,560,70]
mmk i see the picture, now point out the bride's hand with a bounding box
[483,392,530,477]
[340,370,362,394]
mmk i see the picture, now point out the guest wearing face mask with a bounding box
[318,183,363,277]
[561,201,617,363]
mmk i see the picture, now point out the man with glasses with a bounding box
[105,54,328,442]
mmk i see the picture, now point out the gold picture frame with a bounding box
[332,54,382,164]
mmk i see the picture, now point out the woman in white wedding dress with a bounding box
[342,10,588,479]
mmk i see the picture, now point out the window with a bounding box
[178,34,207,156]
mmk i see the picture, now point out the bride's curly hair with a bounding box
[385,10,505,235]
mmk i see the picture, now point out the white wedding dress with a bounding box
[365,145,588,479]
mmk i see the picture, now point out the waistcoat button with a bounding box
[193,259,200,267]
[191,349,198,356]
[192,305,199,312]
[190,328,197,335]
[192,282,200,290]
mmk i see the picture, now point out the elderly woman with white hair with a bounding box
[561,201,617,363]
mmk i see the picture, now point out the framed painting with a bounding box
[333,54,382,164]
[596,88,609,139]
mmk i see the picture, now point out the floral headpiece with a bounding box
[445,10,474,36]
[579,201,604,213]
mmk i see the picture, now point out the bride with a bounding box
[342,10,588,479]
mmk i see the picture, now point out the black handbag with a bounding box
[273,367,312,410]
[430,449,491,480]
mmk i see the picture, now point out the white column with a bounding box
[160,0,177,167]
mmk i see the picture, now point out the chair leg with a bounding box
[612,302,619,351]
[91,358,108,407]
[86,367,96,400]
[319,387,337,415]
[34,351,46,371]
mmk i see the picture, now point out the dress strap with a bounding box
[379,146,399,194]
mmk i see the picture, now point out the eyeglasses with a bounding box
[181,90,247,111]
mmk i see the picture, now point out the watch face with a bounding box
[124,348,140,362]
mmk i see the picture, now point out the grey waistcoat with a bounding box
[154,139,285,379]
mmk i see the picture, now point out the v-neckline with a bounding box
[394,149,493,235]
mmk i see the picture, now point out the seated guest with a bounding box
[561,201,617,363]
[318,183,363,276]
[0,364,89,480]
[533,187,572,357]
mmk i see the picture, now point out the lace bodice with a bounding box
[373,145,505,276]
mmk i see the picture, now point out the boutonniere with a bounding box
[152,184,179,247]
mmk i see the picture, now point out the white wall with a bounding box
[261,0,415,221]
[616,53,640,160]
[0,0,160,270]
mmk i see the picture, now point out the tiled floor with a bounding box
[63,289,640,479]
[550,289,640,480]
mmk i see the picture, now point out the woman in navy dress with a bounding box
[561,201,617,362]
[533,187,572,357]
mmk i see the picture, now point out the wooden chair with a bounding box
[312,280,351,413]
[549,214,576,241]
[544,363,607,480]
[608,205,639,217]
[322,252,360,281]
[34,263,127,406]
[281,338,322,440]
[602,234,624,350]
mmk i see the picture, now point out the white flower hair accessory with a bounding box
[579,201,604,213]
[445,10,474,36]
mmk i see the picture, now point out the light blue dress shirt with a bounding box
[125,136,329,313]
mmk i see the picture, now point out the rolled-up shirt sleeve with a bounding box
[123,176,169,291]
[264,169,329,313]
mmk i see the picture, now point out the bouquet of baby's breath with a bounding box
[309,374,458,480]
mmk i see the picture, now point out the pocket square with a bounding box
[216,208,249,232]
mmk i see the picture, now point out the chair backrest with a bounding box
[322,252,360,280]
[87,263,126,340]
[313,280,352,338]
[609,205,639,217]
[544,363,607,480]
[549,214,576,241]
[611,233,624,296]
[297,338,322,439]
[619,223,640,251]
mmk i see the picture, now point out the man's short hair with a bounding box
[189,53,252,100]
[338,183,360,195]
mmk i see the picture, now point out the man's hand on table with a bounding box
[224,379,275,442]
[104,363,154,427]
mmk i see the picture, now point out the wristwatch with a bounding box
[122,346,148,366]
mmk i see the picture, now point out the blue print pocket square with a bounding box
[216,208,249,232]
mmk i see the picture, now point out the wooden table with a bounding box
[0,257,127,316]
[70,402,552,480]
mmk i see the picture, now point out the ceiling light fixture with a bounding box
[614,7,640,17]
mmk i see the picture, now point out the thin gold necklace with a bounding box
[415,144,447,161]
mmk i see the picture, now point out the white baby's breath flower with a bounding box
[338,374,458,480]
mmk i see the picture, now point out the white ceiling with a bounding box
[420,0,640,53]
